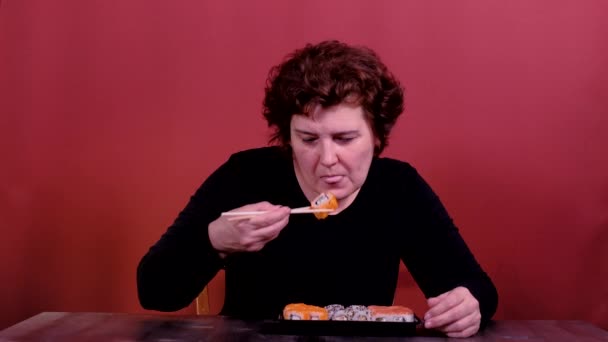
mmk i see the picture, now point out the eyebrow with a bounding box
[294,129,315,135]
[294,129,359,135]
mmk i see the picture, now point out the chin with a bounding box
[314,180,356,200]
[320,188,350,200]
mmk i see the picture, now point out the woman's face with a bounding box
[290,103,376,210]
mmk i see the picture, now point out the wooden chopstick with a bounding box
[290,207,334,214]
[221,206,334,221]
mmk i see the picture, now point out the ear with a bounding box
[375,135,382,149]
[282,139,293,154]
[373,135,384,156]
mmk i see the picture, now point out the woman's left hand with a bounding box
[423,286,481,338]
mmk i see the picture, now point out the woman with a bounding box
[137,40,498,338]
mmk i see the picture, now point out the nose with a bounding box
[319,141,338,167]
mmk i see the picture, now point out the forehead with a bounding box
[291,103,369,132]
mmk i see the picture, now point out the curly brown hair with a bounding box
[262,40,404,155]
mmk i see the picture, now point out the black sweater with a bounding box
[137,146,498,324]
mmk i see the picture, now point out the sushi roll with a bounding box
[283,303,329,320]
[308,305,329,320]
[324,304,345,312]
[368,305,415,322]
[283,303,310,320]
[324,304,347,321]
[311,192,339,219]
[330,309,349,321]
[345,305,370,321]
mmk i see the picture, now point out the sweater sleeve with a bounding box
[397,166,498,327]
[136,155,241,311]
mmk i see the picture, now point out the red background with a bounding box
[1,0,607,330]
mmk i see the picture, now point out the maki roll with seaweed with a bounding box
[324,304,348,321]
[345,305,370,321]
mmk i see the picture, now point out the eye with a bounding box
[335,136,355,143]
[302,137,318,144]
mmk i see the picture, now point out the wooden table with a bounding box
[1,312,606,341]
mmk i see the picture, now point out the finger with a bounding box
[244,241,266,252]
[247,206,291,228]
[231,207,285,228]
[250,213,290,241]
[425,298,478,329]
[223,202,280,223]
[227,201,281,217]
[231,208,287,248]
[252,201,284,211]
[428,286,470,307]
[424,291,464,321]
[438,310,480,333]
[446,323,480,338]
[427,291,450,307]
[235,210,289,251]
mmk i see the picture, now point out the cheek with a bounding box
[346,150,373,182]
[294,149,318,172]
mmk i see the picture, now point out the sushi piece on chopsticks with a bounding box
[310,192,339,219]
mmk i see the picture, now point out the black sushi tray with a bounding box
[259,316,421,337]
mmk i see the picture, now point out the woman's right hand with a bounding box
[208,202,291,257]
